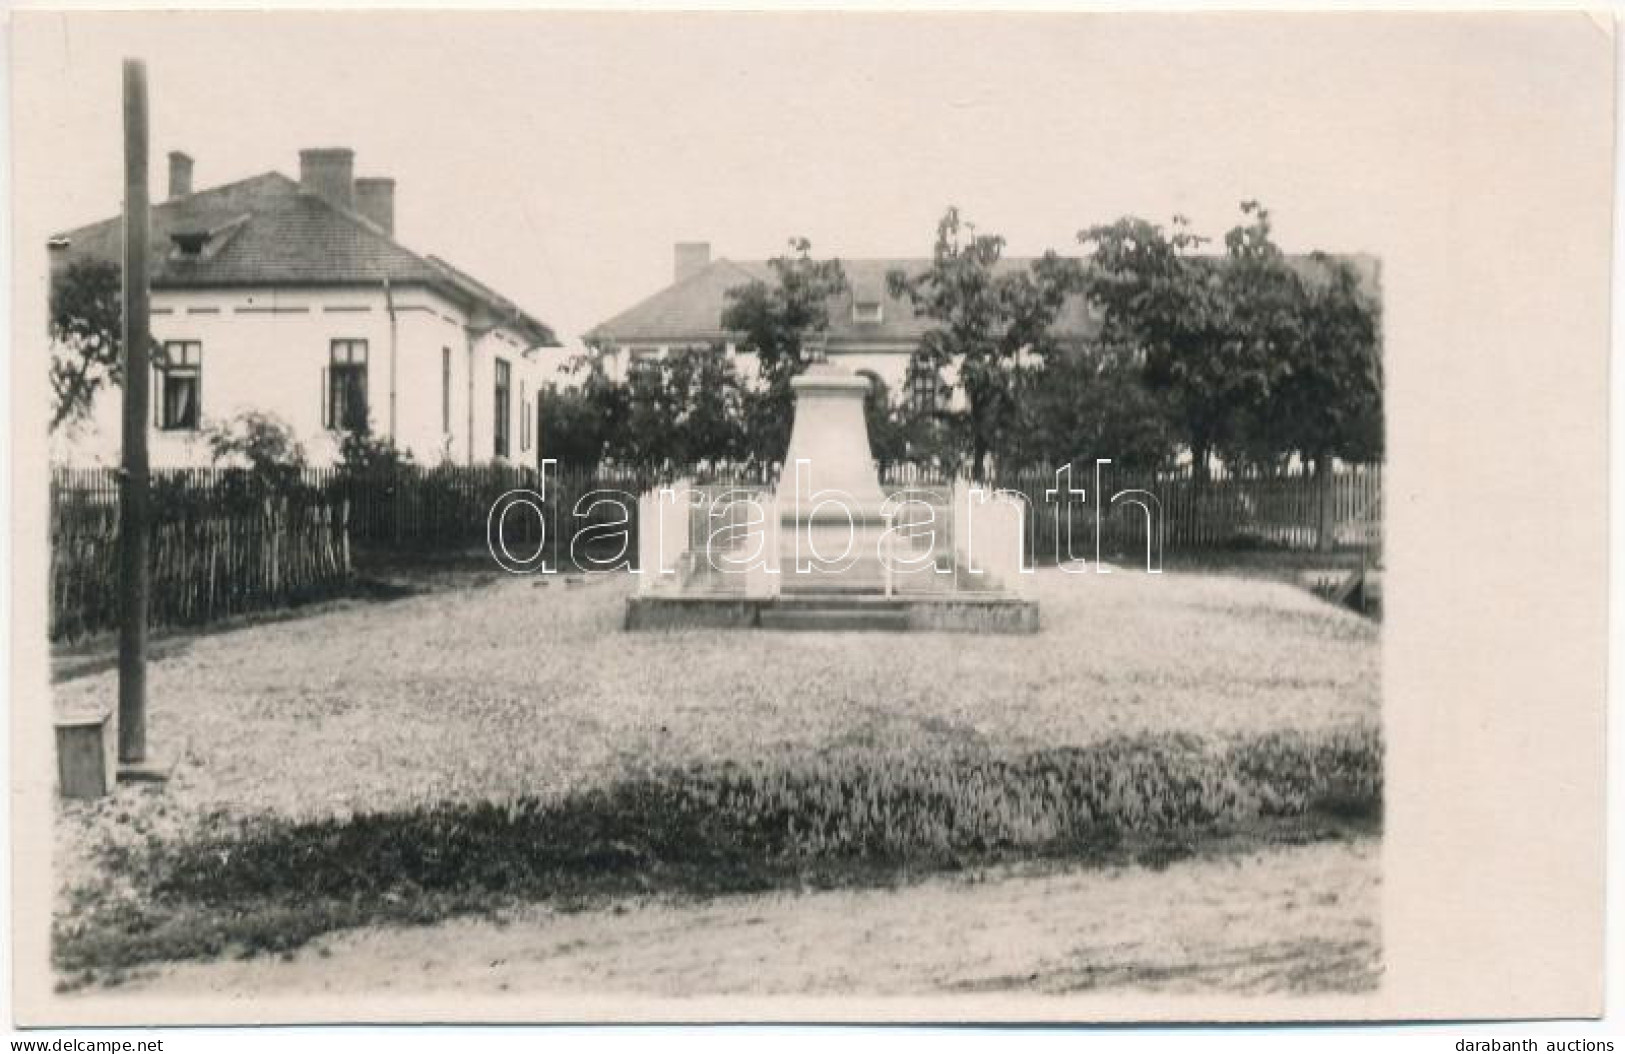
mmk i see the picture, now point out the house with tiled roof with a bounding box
[583,242,1103,411]
[49,147,559,468]
[585,241,1379,414]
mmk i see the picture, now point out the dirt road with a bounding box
[94,838,1378,1000]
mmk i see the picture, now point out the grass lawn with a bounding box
[52,563,1381,991]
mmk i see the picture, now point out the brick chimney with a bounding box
[674,241,710,283]
[167,151,194,200]
[299,147,355,210]
[354,177,395,235]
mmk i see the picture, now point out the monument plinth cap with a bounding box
[791,361,872,394]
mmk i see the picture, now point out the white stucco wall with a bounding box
[825,350,911,395]
[461,324,547,468]
[55,284,550,469]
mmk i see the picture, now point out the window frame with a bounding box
[327,339,370,433]
[493,357,512,459]
[155,340,202,432]
[519,380,530,453]
[908,364,942,415]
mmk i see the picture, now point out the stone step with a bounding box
[779,577,891,595]
[759,604,910,632]
[769,595,909,610]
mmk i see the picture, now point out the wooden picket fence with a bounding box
[873,460,1381,562]
[301,462,778,558]
[48,459,1380,640]
[50,470,353,643]
[976,462,1384,563]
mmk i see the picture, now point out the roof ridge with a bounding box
[52,170,297,241]
[583,256,760,342]
[286,193,557,342]
[50,168,558,348]
[710,257,765,283]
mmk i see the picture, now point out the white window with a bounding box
[852,301,883,324]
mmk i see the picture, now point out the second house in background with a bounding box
[48,147,559,468]
[583,241,1104,414]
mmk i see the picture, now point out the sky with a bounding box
[11,11,1611,351]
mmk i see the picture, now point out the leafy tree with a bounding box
[49,259,136,433]
[603,346,747,469]
[1001,348,1179,473]
[537,385,597,466]
[1085,202,1382,547]
[857,372,906,464]
[663,344,748,465]
[1233,252,1383,469]
[721,238,848,462]
[889,208,1082,479]
[539,357,628,471]
[1232,251,1383,549]
[1082,202,1338,482]
[1080,213,1233,480]
[1209,203,1314,465]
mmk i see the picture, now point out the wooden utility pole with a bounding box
[117,58,152,767]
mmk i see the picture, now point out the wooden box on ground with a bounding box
[55,709,115,799]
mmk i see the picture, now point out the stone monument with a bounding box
[626,362,1038,632]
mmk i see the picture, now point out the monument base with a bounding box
[625,594,1039,634]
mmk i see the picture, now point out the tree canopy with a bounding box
[720,238,848,462]
[1082,202,1382,477]
[887,208,1083,479]
[546,205,1380,479]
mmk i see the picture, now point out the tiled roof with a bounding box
[585,252,1379,349]
[586,259,775,346]
[49,172,559,347]
[584,256,1089,348]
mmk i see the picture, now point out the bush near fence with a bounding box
[303,462,779,563]
[50,470,353,643]
[304,463,667,558]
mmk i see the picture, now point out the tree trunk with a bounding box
[1191,443,1211,486]
[1315,454,1336,553]
[969,395,990,483]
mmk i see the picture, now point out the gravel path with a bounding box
[53,566,1379,824]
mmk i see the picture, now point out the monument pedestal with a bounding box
[627,362,1037,632]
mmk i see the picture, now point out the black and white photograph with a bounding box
[5,8,1613,1033]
